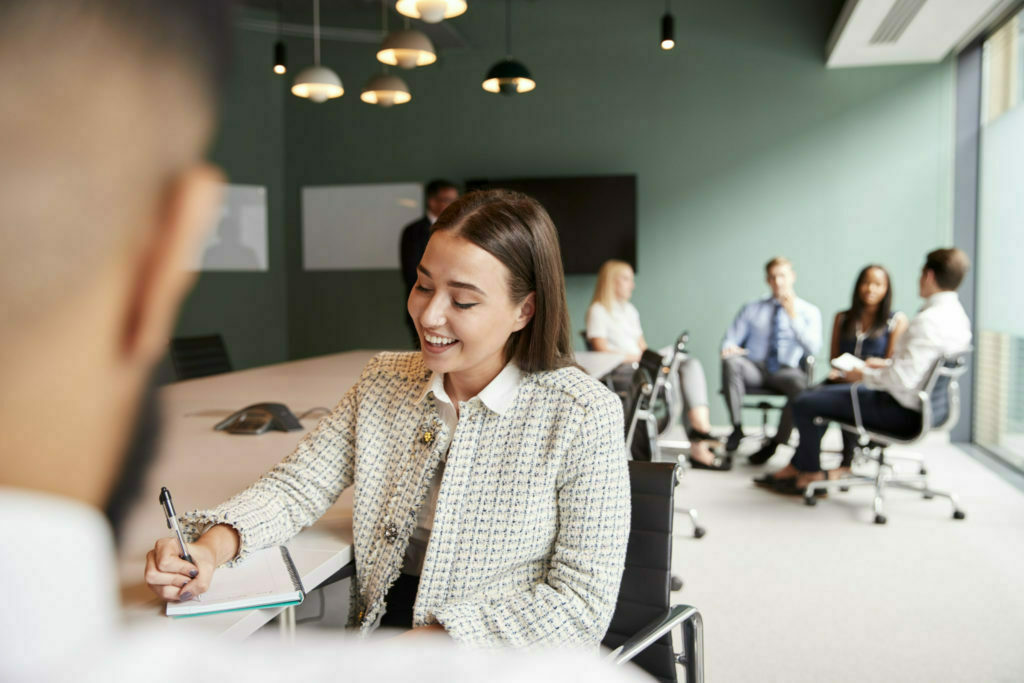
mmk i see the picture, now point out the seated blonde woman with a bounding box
[586,260,729,470]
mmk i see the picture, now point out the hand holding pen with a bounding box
[145,487,240,604]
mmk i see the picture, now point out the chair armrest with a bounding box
[848,382,869,441]
[803,355,816,383]
[607,604,702,667]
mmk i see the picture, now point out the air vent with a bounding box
[870,0,927,44]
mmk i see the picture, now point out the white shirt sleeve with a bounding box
[586,303,611,340]
[862,313,939,402]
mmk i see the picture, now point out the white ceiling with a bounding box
[827,0,1020,68]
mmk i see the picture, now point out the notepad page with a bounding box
[166,546,301,616]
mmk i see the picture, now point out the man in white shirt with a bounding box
[757,248,972,492]
[0,3,645,681]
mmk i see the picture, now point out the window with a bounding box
[976,9,1024,470]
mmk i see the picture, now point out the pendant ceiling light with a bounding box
[377,29,436,68]
[292,0,344,102]
[273,0,287,73]
[482,0,534,95]
[661,0,675,50]
[363,1,412,107]
[361,74,412,107]
[395,0,467,24]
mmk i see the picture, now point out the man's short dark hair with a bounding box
[925,248,970,291]
[426,179,458,199]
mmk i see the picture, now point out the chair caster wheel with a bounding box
[874,514,887,525]
[919,468,928,476]
[693,526,706,539]
[953,510,966,520]
[923,493,934,500]
[670,575,684,591]
[839,486,850,493]
[804,496,817,506]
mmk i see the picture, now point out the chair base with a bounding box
[802,449,966,523]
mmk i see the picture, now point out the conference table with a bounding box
[117,348,625,639]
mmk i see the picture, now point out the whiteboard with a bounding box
[302,183,422,270]
[192,184,268,272]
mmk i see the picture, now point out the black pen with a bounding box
[159,486,195,565]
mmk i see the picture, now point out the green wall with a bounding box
[174,1,955,424]
[164,6,289,378]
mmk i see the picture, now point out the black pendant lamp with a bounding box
[661,0,675,50]
[482,0,534,95]
[273,0,287,73]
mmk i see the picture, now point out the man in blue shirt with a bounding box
[721,257,822,462]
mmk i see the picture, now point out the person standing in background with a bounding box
[401,180,459,346]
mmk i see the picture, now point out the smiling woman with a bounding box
[145,189,630,648]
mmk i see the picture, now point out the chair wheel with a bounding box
[693,526,706,539]
[670,575,684,591]
[874,514,887,525]
[804,496,817,506]
[923,492,934,500]
[919,467,928,476]
[839,486,850,493]
[953,510,966,520]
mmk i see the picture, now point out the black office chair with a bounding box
[625,368,705,540]
[803,351,970,524]
[604,461,704,683]
[624,368,658,463]
[581,330,596,352]
[169,334,233,381]
[739,354,816,445]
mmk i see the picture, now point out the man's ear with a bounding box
[512,292,536,333]
[122,163,224,367]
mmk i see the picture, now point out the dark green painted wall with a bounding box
[275,0,954,423]
[175,2,955,423]
[164,6,289,379]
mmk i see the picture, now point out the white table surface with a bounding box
[575,351,626,379]
[118,350,380,639]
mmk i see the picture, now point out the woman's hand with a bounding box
[395,624,448,639]
[864,357,888,369]
[144,524,239,602]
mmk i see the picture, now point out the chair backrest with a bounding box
[581,330,596,352]
[169,334,232,381]
[603,461,679,683]
[624,368,654,459]
[920,350,971,433]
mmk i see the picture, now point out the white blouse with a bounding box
[586,301,643,356]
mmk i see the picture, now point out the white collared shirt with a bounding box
[861,291,971,411]
[404,361,523,575]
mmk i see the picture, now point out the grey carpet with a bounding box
[669,431,1024,682]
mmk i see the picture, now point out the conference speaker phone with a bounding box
[214,403,303,435]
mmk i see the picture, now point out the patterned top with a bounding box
[180,352,630,648]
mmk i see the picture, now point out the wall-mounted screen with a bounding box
[466,175,636,274]
[192,184,268,272]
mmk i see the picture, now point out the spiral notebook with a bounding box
[166,545,305,618]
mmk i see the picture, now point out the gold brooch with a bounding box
[422,430,434,444]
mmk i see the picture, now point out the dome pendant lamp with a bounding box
[363,1,413,106]
[395,0,467,24]
[661,0,675,50]
[482,0,534,95]
[292,0,344,102]
[377,29,436,69]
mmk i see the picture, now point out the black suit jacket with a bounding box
[400,216,431,293]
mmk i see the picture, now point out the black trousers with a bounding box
[790,384,920,473]
[379,572,420,630]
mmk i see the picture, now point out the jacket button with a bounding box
[422,430,434,444]
[383,522,399,543]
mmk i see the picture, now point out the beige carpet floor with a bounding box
[668,431,1024,682]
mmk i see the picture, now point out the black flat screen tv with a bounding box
[465,175,636,274]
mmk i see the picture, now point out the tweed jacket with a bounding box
[180,352,630,648]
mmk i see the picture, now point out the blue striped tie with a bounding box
[766,302,782,374]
